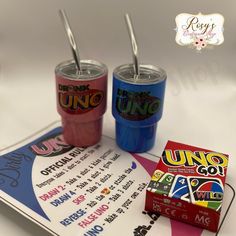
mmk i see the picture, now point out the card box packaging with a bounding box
[145,141,229,232]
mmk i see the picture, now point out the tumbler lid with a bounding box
[55,59,108,81]
[113,64,167,85]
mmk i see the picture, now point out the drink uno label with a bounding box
[58,84,104,114]
[115,88,160,121]
[145,141,229,232]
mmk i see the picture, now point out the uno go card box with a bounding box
[145,141,229,232]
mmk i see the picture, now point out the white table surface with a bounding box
[0,0,235,235]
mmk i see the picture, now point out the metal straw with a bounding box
[125,13,140,79]
[59,9,81,73]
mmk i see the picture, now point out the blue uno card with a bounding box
[169,175,190,202]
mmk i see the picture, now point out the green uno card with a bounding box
[155,173,175,195]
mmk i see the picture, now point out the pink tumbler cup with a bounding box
[55,59,107,147]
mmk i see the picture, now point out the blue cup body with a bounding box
[112,66,166,152]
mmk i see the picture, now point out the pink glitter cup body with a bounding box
[55,59,107,147]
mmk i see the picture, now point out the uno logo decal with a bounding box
[58,84,104,114]
[116,89,160,121]
[30,133,74,157]
[162,150,228,168]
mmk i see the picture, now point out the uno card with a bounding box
[147,170,164,192]
[151,169,164,181]
[155,173,175,195]
[187,177,224,211]
[169,175,190,202]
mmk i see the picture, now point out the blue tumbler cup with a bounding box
[112,64,166,152]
